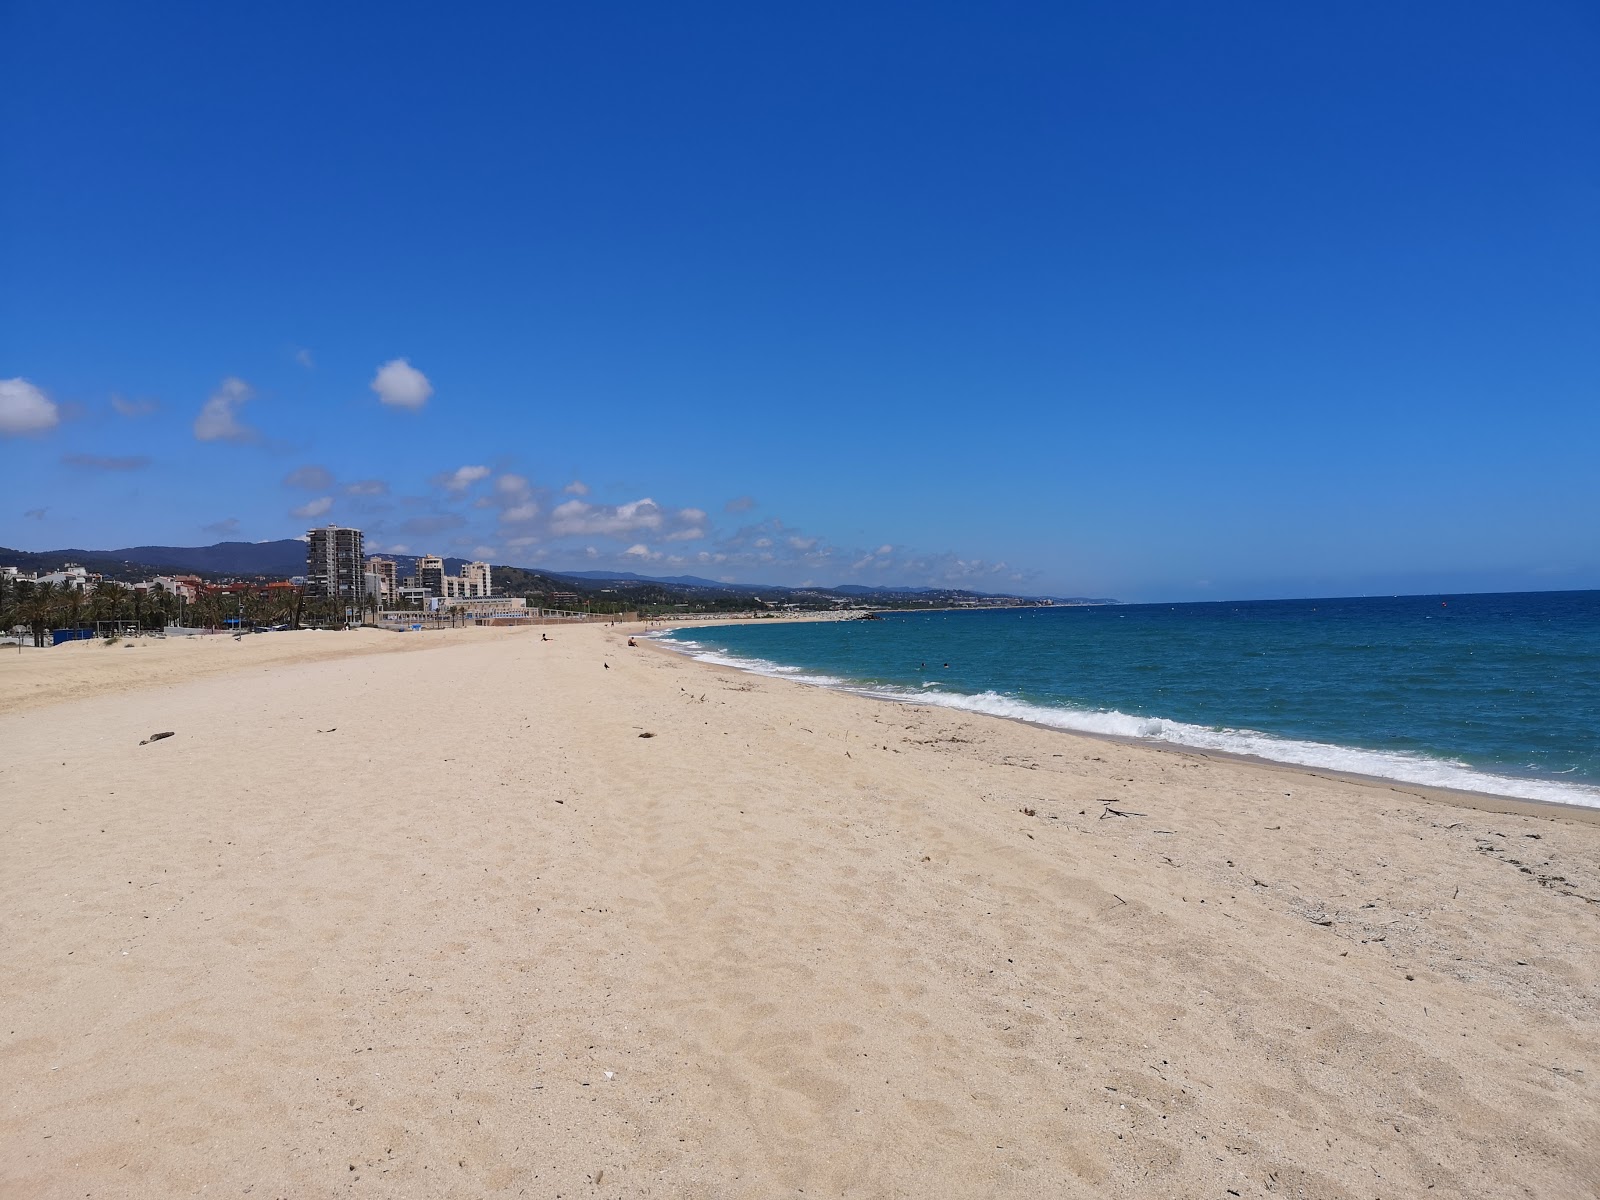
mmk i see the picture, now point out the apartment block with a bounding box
[305,525,365,602]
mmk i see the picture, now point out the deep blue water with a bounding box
[660,591,1600,808]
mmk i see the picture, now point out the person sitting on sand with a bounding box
[627,637,637,647]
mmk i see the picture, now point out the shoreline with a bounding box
[646,624,1600,824]
[4,620,1598,1196]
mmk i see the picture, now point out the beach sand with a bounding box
[3,622,1597,1197]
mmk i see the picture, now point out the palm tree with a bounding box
[24,581,59,646]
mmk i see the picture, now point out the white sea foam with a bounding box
[653,635,1600,810]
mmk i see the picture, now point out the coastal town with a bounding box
[1,524,1068,647]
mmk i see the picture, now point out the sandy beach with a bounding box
[3,622,1597,1198]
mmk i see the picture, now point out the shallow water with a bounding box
[660,591,1600,808]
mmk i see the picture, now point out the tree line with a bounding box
[0,577,360,646]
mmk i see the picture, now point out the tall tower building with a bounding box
[306,526,365,602]
[463,561,492,597]
[417,555,445,597]
[365,556,397,602]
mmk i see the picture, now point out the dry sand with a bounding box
[2,623,1597,1198]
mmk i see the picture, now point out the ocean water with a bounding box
[658,591,1600,809]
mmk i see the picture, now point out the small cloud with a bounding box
[24,507,47,520]
[371,358,433,409]
[202,517,240,536]
[665,527,706,542]
[437,464,491,493]
[470,545,497,559]
[623,543,659,560]
[0,378,60,436]
[724,495,757,514]
[110,394,159,418]
[496,473,531,497]
[585,546,599,559]
[506,535,539,549]
[292,496,334,519]
[489,473,540,524]
[787,536,817,551]
[876,544,894,556]
[284,464,335,490]
[62,453,151,471]
[550,497,662,536]
[344,479,389,496]
[294,347,315,369]
[678,508,707,523]
[564,480,590,495]
[401,513,465,536]
[194,377,257,443]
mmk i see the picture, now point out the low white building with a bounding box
[36,566,96,590]
[437,595,526,618]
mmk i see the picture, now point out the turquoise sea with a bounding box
[658,591,1600,809]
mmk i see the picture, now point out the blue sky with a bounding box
[3,2,1596,601]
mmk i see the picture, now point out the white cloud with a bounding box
[292,496,334,519]
[202,517,240,536]
[506,535,540,549]
[193,377,257,443]
[550,497,663,536]
[0,378,60,436]
[438,464,490,492]
[344,479,389,496]
[488,473,539,523]
[724,495,756,513]
[623,543,660,560]
[564,480,590,495]
[876,544,894,556]
[665,527,706,542]
[787,536,817,551]
[470,545,497,559]
[678,508,707,524]
[371,358,433,409]
[585,546,599,559]
[294,348,315,369]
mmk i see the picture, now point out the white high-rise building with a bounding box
[463,561,492,597]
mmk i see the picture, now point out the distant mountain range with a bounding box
[0,541,1116,605]
[0,540,307,579]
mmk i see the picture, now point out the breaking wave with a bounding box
[656,635,1600,809]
